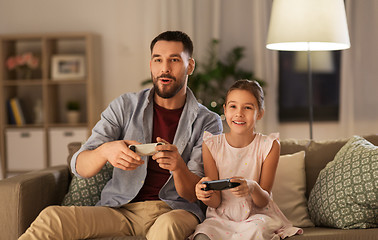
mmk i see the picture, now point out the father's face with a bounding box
[150,40,194,99]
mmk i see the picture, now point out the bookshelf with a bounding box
[0,33,102,177]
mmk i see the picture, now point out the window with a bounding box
[278,51,341,122]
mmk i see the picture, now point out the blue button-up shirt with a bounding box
[71,87,222,221]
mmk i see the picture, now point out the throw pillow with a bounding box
[272,151,314,227]
[308,136,378,229]
[62,162,113,206]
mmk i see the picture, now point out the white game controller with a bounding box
[129,142,165,156]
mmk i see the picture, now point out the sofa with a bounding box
[0,134,376,240]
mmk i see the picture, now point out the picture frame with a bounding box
[51,55,86,80]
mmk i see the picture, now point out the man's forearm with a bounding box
[76,147,107,178]
[172,167,201,202]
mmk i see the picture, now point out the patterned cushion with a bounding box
[308,136,378,229]
[62,162,113,206]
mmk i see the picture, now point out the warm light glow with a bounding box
[267,42,350,51]
[266,0,350,51]
[294,51,334,73]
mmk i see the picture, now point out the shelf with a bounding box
[3,79,43,86]
[0,32,101,178]
[48,79,87,85]
[47,123,87,128]
[5,124,44,129]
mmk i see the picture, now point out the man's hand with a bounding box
[101,140,144,171]
[152,137,186,172]
[152,137,200,202]
[76,139,144,178]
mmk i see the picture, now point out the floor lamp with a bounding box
[266,0,350,140]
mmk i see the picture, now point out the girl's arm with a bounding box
[253,139,280,207]
[230,139,280,208]
[195,142,221,208]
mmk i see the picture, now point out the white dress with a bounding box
[191,132,302,240]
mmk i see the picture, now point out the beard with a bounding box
[152,73,186,99]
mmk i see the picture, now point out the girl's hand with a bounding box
[229,177,250,197]
[195,177,215,201]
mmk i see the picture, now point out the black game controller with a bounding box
[129,142,165,156]
[201,178,241,191]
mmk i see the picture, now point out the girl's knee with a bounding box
[193,233,211,240]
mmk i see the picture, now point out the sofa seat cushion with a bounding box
[289,227,378,240]
[308,136,378,229]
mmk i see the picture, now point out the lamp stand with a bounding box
[307,49,313,140]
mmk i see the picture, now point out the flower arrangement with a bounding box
[6,52,39,79]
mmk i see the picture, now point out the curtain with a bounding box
[341,0,378,136]
[249,0,277,135]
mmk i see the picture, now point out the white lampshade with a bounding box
[266,0,350,51]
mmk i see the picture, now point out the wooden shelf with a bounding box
[3,79,43,85]
[0,32,102,178]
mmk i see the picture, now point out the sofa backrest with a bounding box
[67,142,82,174]
[280,134,378,199]
[67,134,378,199]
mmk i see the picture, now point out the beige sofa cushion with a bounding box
[272,151,314,227]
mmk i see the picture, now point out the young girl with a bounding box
[191,80,302,240]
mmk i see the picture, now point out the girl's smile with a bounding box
[223,89,264,147]
[224,89,262,132]
[232,120,246,125]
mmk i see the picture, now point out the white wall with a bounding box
[0,0,377,140]
[0,0,156,105]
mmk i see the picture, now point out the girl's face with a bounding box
[224,89,263,135]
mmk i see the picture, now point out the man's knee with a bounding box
[147,210,198,240]
[37,206,75,225]
[155,211,178,227]
[19,206,69,240]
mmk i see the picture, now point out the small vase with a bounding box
[67,111,80,124]
[16,67,33,79]
[33,99,43,124]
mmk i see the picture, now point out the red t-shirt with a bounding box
[131,102,183,202]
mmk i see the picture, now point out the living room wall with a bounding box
[0,0,377,140]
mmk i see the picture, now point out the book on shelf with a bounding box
[6,100,16,125]
[9,98,26,126]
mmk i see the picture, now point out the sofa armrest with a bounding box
[0,165,71,239]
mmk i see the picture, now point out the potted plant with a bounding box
[66,100,80,124]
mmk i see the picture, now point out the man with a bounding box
[19,31,222,240]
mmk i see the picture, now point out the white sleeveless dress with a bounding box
[191,132,302,240]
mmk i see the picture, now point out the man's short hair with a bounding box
[150,31,193,57]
